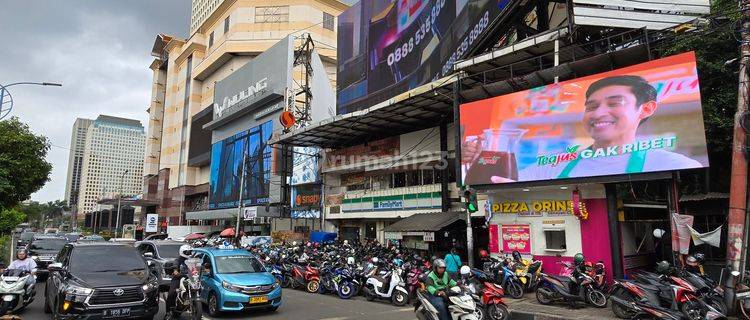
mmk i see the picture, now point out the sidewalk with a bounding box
[505,293,618,320]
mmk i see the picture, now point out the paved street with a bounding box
[20,283,414,320]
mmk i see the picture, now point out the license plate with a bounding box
[249,296,268,304]
[102,307,131,318]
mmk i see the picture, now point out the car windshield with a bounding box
[20,232,35,241]
[70,246,146,273]
[156,244,182,259]
[215,255,264,274]
[30,239,67,251]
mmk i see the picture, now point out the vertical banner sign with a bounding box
[501,224,531,254]
[488,224,500,253]
[145,214,158,233]
[243,207,258,221]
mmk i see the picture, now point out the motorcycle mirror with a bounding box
[732,270,741,277]
[143,252,154,258]
[653,229,666,239]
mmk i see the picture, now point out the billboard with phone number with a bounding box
[459,52,709,185]
[336,0,512,115]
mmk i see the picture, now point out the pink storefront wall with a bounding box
[530,199,614,283]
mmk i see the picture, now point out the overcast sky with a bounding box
[0,1,190,203]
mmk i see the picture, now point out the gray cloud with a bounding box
[0,0,189,203]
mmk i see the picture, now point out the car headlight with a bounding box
[64,284,92,303]
[271,282,280,290]
[142,280,159,292]
[222,281,244,293]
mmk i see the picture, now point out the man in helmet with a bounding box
[426,258,458,320]
[566,253,589,307]
[166,244,193,319]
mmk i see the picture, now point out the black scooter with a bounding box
[534,271,607,308]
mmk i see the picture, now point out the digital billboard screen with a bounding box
[459,52,709,185]
[337,0,512,114]
[209,120,274,209]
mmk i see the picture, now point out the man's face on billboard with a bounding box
[582,85,655,147]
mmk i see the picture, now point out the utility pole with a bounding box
[115,169,129,238]
[236,152,247,246]
[726,0,750,311]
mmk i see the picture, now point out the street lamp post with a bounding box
[0,82,62,120]
[115,169,129,238]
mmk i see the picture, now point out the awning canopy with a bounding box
[185,206,282,220]
[383,212,463,233]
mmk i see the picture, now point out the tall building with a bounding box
[143,0,347,227]
[64,118,93,209]
[77,115,146,215]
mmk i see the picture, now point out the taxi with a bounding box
[194,246,282,316]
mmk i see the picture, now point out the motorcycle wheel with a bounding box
[282,276,291,288]
[338,282,355,299]
[680,300,705,320]
[474,305,485,320]
[708,296,728,315]
[190,299,203,320]
[535,287,554,305]
[586,289,607,308]
[0,300,9,315]
[392,290,408,306]
[318,282,327,294]
[610,290,637,319]
[740,299,750,320]
[507,282,524,299]
[365,287,376,301]
[307,280,320,293]
[487,303,509,320]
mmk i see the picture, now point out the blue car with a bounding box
[194,247,282,317]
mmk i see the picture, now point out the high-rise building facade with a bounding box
[78,115,146,214]
[64,118,93,209]
[143,0,347,226]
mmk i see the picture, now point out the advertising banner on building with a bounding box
[145,214,158,233]
[460,52,709,185]
[291,184,322,219]
[209,120,274,209]
[324,136,399,168]
[501,224,531,254]
[336,0,513,114]
[291,146,320,185]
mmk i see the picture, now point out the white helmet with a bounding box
[343,240,349,246]
[292,241,298,246]
[179,244,193,259]
[347,257,355,265]
[371,257,379,264]
[460,265,471,276]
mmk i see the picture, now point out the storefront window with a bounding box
[406,170,421,187]
[393,172,406,188]
[422,170,434,184]
[544,230,567,251]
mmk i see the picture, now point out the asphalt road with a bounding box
[19,283,415,320]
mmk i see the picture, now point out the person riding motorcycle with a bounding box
[569,253,588,305]
[2,250,36,286]
[426,259,458,320]
[166,244,192,319]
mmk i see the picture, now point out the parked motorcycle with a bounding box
[609,277,724,320]
[480,281,510,320]
[0,269,35,315]
[290,263,320,293]
[364,266,409,306]
[735,270,750,320]
[535,270,607,308]
[514,258,543,293]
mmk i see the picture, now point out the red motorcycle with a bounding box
[291,264,320,293]
[404,265,426,303]
[610,274,722,320]
[481,281,510,320]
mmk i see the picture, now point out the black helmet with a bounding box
[656,261,671,274]
[693,253,705,264]
[512,251,522,262]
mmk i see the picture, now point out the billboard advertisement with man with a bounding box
[337,0,513,114]
[460,52,709,185]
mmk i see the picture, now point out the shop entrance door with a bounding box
[340,227,360,242]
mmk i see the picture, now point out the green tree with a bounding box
[658,0,739,193]
[0,208,26,234]
[0,117,52,209]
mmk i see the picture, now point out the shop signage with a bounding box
[460,52,709,186]
[491,200,575,216]
[243,207,258,221]
[374,200,404,210]
[293,184,322,208]
[423,232,435,242]
[145,214,158,233]
[326,137,399,168]
[501,224,531,254]
[385,232,403,240]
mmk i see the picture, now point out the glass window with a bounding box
[215,255,265,274]
[544,230,567,251]
[422,170,434,185]
[208,31,214,47]
[155,244,183,259]
[255,6,289,23]
[70,246,146,273]
[406,170,421,187]
[224,16,230,34]
[393,172,406,188]
[323,12,334,31]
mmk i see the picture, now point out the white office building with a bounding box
[64,118,93,209]
[77,115,146,214]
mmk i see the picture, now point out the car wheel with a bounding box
[207,291,222,317]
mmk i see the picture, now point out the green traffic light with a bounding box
[467,203,478,213]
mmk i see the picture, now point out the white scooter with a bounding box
[0,269,35,315]
[415,286,480,320]
[364,266,409,306]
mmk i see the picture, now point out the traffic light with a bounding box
[464,188,478,213]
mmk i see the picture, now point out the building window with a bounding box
[544,229,567,251]
[323,12,334,31]
[255,6,289,23]
[224,16,230,34]
[208,31,214,47]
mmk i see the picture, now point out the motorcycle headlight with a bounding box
[142,280,159,292]
[222,281,243,293]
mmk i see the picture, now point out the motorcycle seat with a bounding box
[552,275,574,284]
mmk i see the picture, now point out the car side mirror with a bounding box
[143,252,154,258]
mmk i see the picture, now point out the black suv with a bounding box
[27,235,68,281]
[44,242,159,319]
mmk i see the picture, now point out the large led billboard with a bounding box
[209,120,274,209]
[337,0,512,114]
[459,52,709,185]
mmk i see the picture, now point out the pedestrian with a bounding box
[444,248,462,280]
